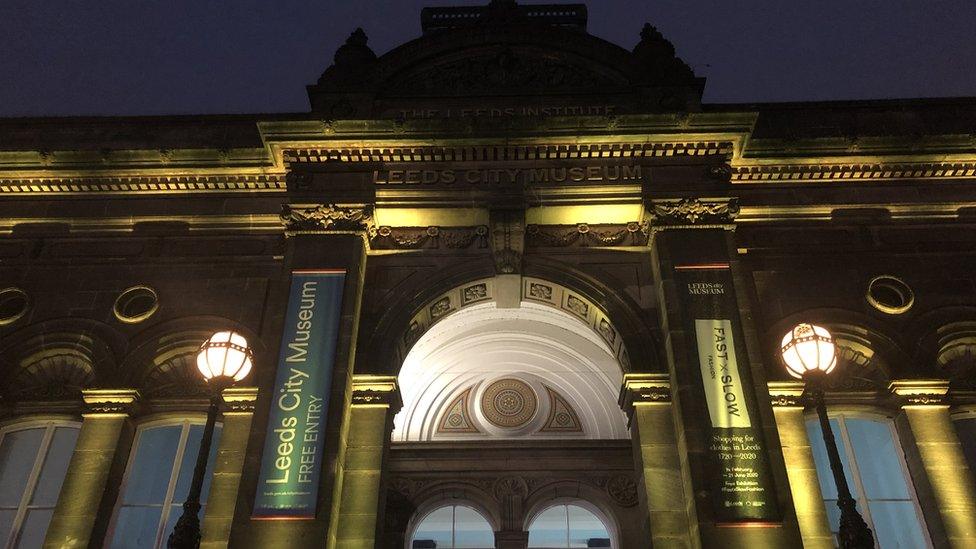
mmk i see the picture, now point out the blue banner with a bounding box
[253,270,345,518]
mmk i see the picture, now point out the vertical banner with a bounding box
[677,267,779,522]
[253,270,345,519]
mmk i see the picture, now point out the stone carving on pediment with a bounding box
[393,49,612,96]
[369,225,489,250]
[525,222,649,248]
[650,198,740,226]
[280,203,375,233]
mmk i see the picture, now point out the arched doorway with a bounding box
[383,279,644,548]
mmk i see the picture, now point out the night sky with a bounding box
[1,0,975,117]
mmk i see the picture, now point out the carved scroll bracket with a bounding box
[490,209,525,274]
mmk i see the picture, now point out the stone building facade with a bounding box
[2,1,976,548]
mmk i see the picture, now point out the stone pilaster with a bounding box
[768,382,833,549]
[890,380,976,547]
[331,375,401,549]
[494,530,529,549]
[200,387,259,549]
[228,222,369,548]
[619,373,697,549]
[43,389,139,549]
[647,217,802,548]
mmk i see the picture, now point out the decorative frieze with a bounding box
[221,386,259,414]
[81,388,140,416]
[768,381,806,408]
[280,203,375,234]
[889,379,950,407]
[649,197,740,226]
[369,225,489,250]
[619,373,671,423]
[525,222,649,248]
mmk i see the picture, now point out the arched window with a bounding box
[410,504,494,549]
[0,421,79,548]
[107,419,221,548]
[528,504,612,548]
[805,414,928,548]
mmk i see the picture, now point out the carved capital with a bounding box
[649,197,739,227]
[351,375,402,412]
[82,388,140,416]
[619,373,671,423]
[280,203,375,235]
[768,381,806,408]
[889,379,950,407]
[222,386,259,414]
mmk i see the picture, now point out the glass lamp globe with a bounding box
[197,331,253,383]
[781,323,837,380]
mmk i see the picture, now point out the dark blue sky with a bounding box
[1,0,974,117]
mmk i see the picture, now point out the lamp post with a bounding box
[781,323,874,549]
[167,331,253,549]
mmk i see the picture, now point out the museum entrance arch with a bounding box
[380,277,645,548]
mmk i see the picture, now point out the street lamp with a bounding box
[781,323,874,549]
[168,331,253,549]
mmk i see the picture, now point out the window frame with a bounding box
[406,501,497,549]
[104,416,217,549]
[0,418,81,549]
[525,498,617,549]
[805,410,931,548]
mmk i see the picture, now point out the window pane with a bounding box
[122,426,181,505]
[845,419,911,500]
[15,508,53,549]
[160,503,184,545]
[567,505,609,548]
[529,505,568,548]
[869,501,927,549]
[806,418,857,500]
[453,505,494,548]
[172,424,221,504]
[0,509,16,546]
[412,505,452,548]
[31,426,79,506]
[109,506,163,549]
[0,428,45,507]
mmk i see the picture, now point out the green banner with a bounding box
[678,268,779,522]
[253,271,345,519]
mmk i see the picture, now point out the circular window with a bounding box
[866,275,914,315]
[114,286,159,323]
[0,288,30,326]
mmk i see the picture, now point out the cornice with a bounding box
[0,173,285,195]
[283,141,736,164]
[732,160,976,184]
